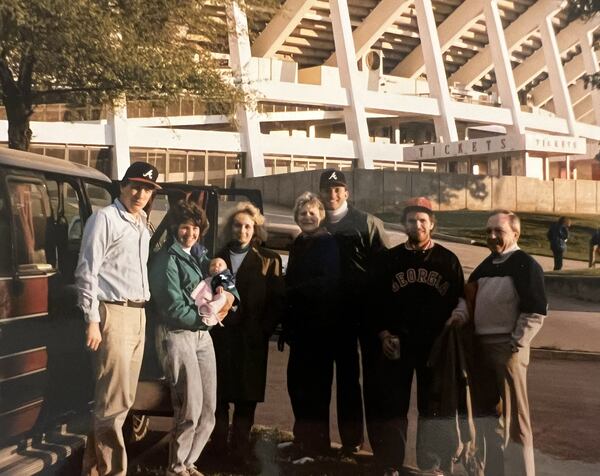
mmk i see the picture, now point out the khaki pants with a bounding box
[473,339,535,476]
[82,302,145,476]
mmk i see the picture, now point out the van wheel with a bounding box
[123,413,150,443]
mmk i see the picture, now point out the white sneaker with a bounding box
[292,456,315,465]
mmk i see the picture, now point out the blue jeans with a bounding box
[156,325,217,473]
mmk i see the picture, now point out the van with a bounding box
[0,147,290,472]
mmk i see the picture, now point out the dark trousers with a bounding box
[287,334,333,453]
[333,329,364,449]
[360,332,386,457]
[212,400,257,457]
[373,347,452,471]
[551,246,564,270]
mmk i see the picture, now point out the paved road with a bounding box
[253,342,600,476]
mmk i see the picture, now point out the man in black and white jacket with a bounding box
[468,210,547,476]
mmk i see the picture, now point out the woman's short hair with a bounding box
[221,201,267,246]
[168,200,209,237]
[293,192,325,224]
[558,216,571,226]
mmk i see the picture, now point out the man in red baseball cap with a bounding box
[371,196,468,475]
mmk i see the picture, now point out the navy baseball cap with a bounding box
[122,162,161,189]
[319,169,347,189]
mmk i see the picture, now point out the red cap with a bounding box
[405,196,433,211]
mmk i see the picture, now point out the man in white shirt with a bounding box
[76,161,160,476]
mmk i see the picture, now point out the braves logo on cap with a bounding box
[319,169,347,189]
[122,161,161,189]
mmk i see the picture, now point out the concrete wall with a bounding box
[235,170,600,216]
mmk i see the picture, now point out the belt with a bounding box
[105,300,146,308]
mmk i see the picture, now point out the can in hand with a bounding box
[388,335,401,360]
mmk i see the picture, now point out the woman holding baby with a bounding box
[149,200,235,476]
[209,201,285,467]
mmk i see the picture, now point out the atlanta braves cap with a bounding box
[122,161,161,189]
[319,169,347,189]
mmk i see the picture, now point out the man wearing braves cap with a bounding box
[76,161,160,475]
[371,197,467,475]
[318,168,390,456]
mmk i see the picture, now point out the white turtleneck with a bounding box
[326,201,349,224]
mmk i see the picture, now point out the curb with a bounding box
[532,348,600,361]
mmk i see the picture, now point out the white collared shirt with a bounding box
[75,199,151,323]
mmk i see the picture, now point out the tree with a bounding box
[566,0,600,88]
[0,0,274,150]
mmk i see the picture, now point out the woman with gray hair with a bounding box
[282,192,341,460]
[209,201,285,468]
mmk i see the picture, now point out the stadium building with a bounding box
[2,0,600,186]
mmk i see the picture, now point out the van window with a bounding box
[0,196,11,275]
[46,180,83,239]
[85,182,112,213]
[8,179,53,271]
[63,182,83,240]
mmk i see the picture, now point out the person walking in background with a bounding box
[547,216,570,270]
[149,201,234,476]
[371,197,467,475]
[588,227,600,267]
[282,192,341,461]
[209,202,285,469]
[76,162,160,476]
[318,169,390,457]
[469,210,546,476]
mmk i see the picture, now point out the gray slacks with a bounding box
[157,325,217,474]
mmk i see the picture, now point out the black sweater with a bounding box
[373,243,464,344]
[285,228,341,333]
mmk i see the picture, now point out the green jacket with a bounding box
[149,239,209,331]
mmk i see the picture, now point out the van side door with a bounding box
[0,171,57,442]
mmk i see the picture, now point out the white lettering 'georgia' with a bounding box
[392,268,449,296]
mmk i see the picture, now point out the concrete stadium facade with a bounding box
[2,0,600,186]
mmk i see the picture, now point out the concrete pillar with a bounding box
[539,12,577,135]
[226,1,266,177]
[566,155,571,179]
[185,152,189,184]
[579,29,600,126]
[330,0,373,169]
[107,96,130,180]
[544,156,550,181]
[204,150,209,185]
[414,0,458,143]
[482,0,525,135]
